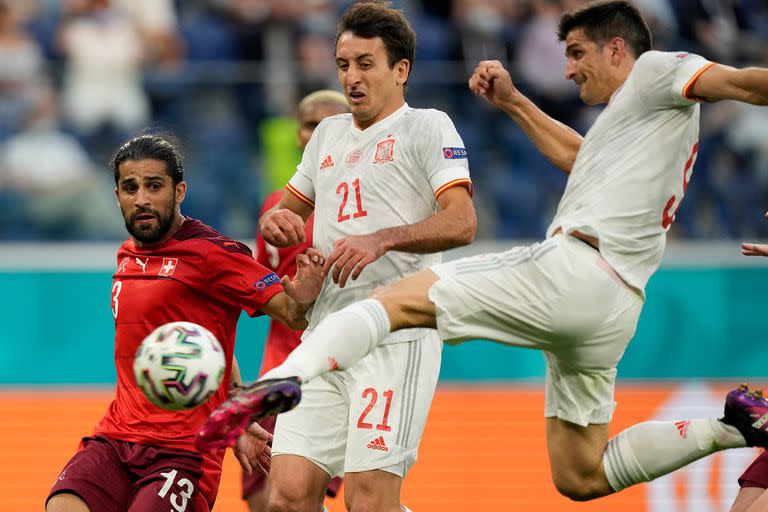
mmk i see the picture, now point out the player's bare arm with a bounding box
[322,186,476,288]
[469,59,582,174]
[261,248,325,328]
[230,356,244,391]
[259,189,314,247]
[691,64,768,104]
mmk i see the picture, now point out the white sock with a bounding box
[261,299,391,383]
[603,418,747,492]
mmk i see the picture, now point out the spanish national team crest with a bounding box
[158,258,178,278]
[373,138,395,164]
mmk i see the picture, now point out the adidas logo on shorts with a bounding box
[366,436,389,451]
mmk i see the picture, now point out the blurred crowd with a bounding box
[0,0,767,241]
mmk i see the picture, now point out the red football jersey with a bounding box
[95,219,283,482]
[255,190,314,374]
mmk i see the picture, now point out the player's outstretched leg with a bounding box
[721,384,768,447]
[600,384,766,496]
[261,270,439,384]
[195,377,301,452]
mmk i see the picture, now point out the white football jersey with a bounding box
[287,103,472,342]
[547,51,714,295]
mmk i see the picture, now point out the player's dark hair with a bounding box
[111,132,184,186]
[335,1,416,86]
[557,0,652,58]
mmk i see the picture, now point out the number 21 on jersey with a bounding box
[337,178,368,223]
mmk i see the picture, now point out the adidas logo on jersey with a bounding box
[367,436,389,451]
[320,154,334,170]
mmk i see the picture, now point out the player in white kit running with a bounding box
[257,3,475,511]
[239,0,768,504]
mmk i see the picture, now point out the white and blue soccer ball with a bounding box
[134,321,226,411]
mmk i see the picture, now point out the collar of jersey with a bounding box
[350,102,410,139]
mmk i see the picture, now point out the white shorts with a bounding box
[428,235,644,426]
[272,333,442,478]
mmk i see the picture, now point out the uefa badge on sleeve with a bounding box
[442,147,468,159]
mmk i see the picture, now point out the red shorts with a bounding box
[740,451,768,488]
[47,435,213,511]
[241,416,342,499]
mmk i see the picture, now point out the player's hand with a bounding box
[233,422,273,476]
[283,247,325,303]
[468,60,519,110]
[260,208,306,247]
[742,242,768,257]
[742,211,768,256]
[322,233,385,288]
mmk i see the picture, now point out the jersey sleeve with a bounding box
[287,122,322,207]
[419,110,472,197]
[634,51,714,108]
[417,110,473,199]
[205,243,284,317]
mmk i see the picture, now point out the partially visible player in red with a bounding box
[732,446,768,512]
[730,223,768,512]
[46,132,323,512]
[244,89,349,512]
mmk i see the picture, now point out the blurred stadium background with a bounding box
[1,0,768,510]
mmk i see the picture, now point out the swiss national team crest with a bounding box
[373,139,395,164]
[158,258,178,278]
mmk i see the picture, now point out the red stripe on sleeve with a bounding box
[435,178,473,199]
[286,184,315,207]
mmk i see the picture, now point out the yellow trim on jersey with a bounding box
[286,183,315,207]
[435,178,473,199]
[682,62,716,101]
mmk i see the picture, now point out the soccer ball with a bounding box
[134,321,226,411]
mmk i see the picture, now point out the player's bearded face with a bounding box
[123,194,177,244]
[116,159,185,246]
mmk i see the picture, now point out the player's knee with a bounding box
[267,488,317,512]
[344,476,400,512]
[347,502,385,512]
[551,472,605,502]
[344,493,388,512]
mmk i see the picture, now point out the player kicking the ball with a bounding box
[199,0,768,504]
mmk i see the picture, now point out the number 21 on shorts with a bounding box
[357,387,394,431]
